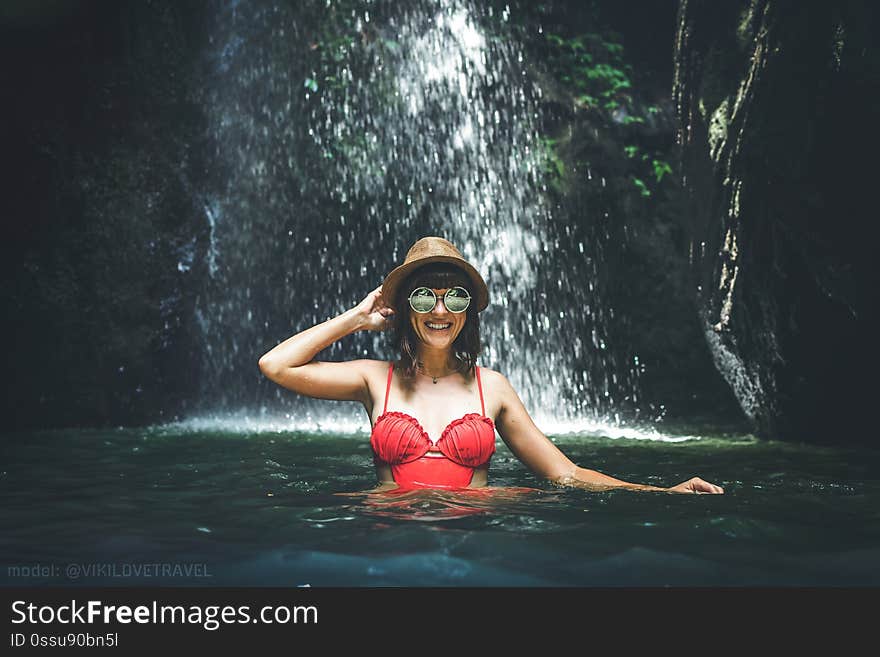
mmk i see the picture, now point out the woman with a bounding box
[258,236,724,495]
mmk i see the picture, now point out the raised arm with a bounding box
[257,285,395,403]
[491,372,724,494]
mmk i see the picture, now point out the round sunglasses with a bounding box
[408,286,471,314]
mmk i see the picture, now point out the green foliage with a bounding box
[535,27,675,200]
[542,31,635,111]
[539,136,568,193]
[624,147,673,191]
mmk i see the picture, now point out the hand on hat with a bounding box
[353,285,395,332]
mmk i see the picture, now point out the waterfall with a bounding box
[193,0,644,433]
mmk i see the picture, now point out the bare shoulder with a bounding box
[476,367,517,403]
[308,358,388,377]
[354,357,394,387]
[480,365,510,386]
[352,358,392,380]
[477,366,506,384]
[477,366,512,384]
[352,358,391,370]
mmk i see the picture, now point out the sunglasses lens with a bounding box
[444,287,471,313]
[409,287,436,313]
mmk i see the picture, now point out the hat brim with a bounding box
[382,255,489,312]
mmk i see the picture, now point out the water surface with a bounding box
[2,424,878,586]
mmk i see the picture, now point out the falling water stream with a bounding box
[194,0,645,435]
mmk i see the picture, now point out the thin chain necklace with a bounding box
[416,360,461,384]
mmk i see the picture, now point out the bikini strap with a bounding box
[382,362,394,414]
[476,365,485,416]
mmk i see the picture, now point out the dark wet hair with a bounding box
[390,263,482,379]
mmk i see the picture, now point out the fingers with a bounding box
[360,286,383,307]
[375,286,395,314]
[667,477,724,495]
[690,477,724,494]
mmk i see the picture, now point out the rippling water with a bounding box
[2,424,878,586]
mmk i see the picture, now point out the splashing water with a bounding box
[194,0,644,434]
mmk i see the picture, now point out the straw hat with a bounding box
[381,236,489,312]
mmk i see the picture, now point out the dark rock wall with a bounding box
[2,1,210,428]
[674,0,876,443]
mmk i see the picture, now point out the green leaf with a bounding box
[652,159,673,183]
[569,36,587,51]
[632,177,652,197]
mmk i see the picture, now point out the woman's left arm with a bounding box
[490,372,724,494]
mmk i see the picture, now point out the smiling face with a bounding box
[393,263,481,372]
[408,287,468,349]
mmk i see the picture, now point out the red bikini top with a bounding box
[370,363,496,467]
